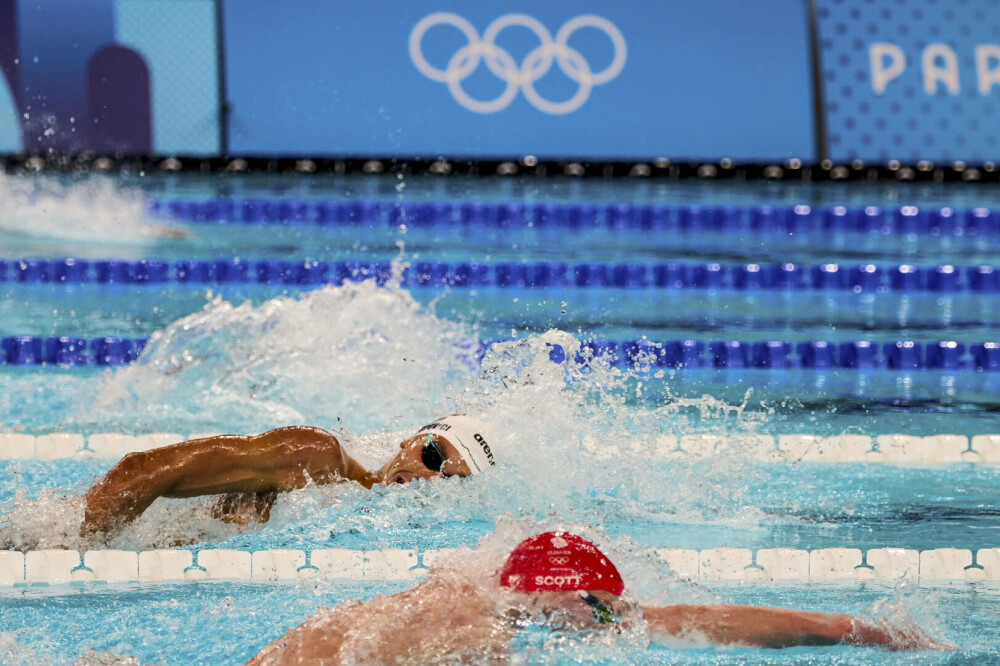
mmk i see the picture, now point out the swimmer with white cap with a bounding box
[80,414,498,539]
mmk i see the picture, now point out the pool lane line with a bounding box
[4,335,1000,371]
[149,199,1000,237]
[2,258,1000,292]
[1,432,998,464]
[1,546,997,587]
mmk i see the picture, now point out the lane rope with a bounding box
[1,432,998,463]
[1,546,997,587]
[149,199,1000,237]
[3,335,1000,370]
[1,257,998,292]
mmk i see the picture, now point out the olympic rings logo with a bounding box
[409,13,627,114]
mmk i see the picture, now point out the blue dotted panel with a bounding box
[114,0,220,155]
[815,0,1000,163]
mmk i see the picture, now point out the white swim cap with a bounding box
[416,414,497,474]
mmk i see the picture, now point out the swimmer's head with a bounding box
[498,531,624,596]
[415,414,498,476]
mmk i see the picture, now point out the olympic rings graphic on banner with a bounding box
[409,13,627,114]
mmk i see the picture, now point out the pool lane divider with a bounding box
[2,432,998,464]
[5,335,1000,370]
[4,258,1000,292]
[1,546,997,588]
[150,199,1000,237]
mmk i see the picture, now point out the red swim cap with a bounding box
[498,531,625,596]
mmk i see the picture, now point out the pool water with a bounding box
[0,173,998,663]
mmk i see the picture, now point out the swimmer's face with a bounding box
[380,434,472,485]
[511,589,626,630]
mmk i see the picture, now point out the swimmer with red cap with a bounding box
[81,415,498,539]
[246,530,953,663]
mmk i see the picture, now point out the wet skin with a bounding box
[246,581,953,664]
[81,426,472,539]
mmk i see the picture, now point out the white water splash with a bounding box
[4,281,771,549]
[0,173,181,254]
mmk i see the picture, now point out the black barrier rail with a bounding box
[4,155,1000,183]
[150,199,1000,237]
[4,257,1000,292]
[3,335,1000,371]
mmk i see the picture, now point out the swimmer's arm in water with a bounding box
[210,490,279,527]
[642,604,955,650]
[81,426,377,537]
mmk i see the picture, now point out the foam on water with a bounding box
[0,173,182,255]
[1,279,771,550]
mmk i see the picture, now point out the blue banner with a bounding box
[222,0,815,162]
[0,0,220,156]
[816,0,1000,164]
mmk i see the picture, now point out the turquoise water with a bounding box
[0,579,995,664]
[1,580,998,664]
[0,174,998,663]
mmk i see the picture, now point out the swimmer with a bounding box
[80,414,496,539]
[246,531,953,664]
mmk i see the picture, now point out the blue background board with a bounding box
[15,0,115,151]
[7,0,219,155]
[222,0,816,161]
[816,0,1000,164]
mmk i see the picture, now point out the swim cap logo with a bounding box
[474,433,495,466]
[409,13,627,115]
[419,422,452,432]
[550,535,568,549]
[534,574,583,587]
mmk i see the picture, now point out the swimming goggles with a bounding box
[579,592,618,625]
[420,433,450,475]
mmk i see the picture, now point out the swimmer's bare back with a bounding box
[246,579,509,665]
[81,427,378,538]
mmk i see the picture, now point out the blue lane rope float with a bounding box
[4,258,1000,292]
[0,336,146,366]
[3,335,1000,370]
[149,199,1000,236]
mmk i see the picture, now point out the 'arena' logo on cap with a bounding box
[475,433,495,465]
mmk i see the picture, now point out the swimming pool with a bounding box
[1,173,998,663]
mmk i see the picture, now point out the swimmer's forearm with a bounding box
[644,604,952,650]
[644,605,857,648]
[82,449,177,536]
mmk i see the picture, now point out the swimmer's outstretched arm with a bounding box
[642,604,955,650]
[81,426,378,538]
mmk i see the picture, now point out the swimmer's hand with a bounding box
[211,490,278,528]
[847,616,958,651]
[73,649,142,665]
[139,223,189,238]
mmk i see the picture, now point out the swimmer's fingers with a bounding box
[138,224,189,238]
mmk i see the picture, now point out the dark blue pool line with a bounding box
[150,199,1000,236]
[4,336,1000,371]
[2,258,1000,292]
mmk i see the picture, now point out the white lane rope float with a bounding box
[2,432,999,464]
[1,546,997,588]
